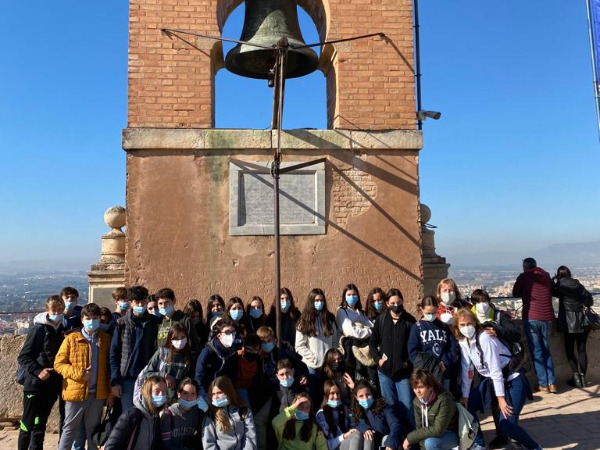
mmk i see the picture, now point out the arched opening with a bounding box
[215,3,326,129]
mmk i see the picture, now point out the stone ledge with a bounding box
[122,128,423,151]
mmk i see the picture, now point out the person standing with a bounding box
[368,288,416,427]
[512,257,557,393]
[552,265,595,388]
[17,295,65,450]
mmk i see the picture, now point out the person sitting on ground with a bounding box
[349,380,403,450]
[402,369,458,450]
[272,391,327,450]
[316,380,363,450]
[202,376,257,450]
[161,377,207,450]
[104,375,167,450]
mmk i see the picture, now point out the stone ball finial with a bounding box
[104,206,126,231]
[420,203,431,224]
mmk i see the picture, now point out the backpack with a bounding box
[456,402,478,450]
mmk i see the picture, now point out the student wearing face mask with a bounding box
[110,285,159,412]
[320,348,355,406]
[316,380,363,450]
[272,392,327,450]
[161,378,208,450]
[246,296,268,334]
[156,288,200,358]
[227,297,249,344]
[267,287,301,350]
[365,287,386,322]
[195,319,240,401]
[54,303,113,450]
[202,376,257,450]
[295,288,340,404]
[336,284,374,383]
[436,279,470,325]
[136,323,193,401]
[60,286,83,331]
[17,295,65,450]
[349,381,402,450]
[453,309,541,450]
[104,375,167,450]
[369,288,416,429]
[408,296,457,389]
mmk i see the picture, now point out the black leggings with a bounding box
[563,329,590,374]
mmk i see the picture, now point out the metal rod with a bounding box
[292,32,386,50]
[279,157,328,174]
[413,0,423,131]
[161,28,275,50]
[585,0,600,142]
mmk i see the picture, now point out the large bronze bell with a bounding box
[225,0,319,79]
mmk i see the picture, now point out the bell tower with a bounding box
[124,0,425,307]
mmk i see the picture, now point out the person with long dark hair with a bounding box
[183,299,208,348]
[268,287,301,350]
[246,296,268,334]
[365,287,386,322]
[349,381,402,450]
[320,348,355,406]
[272,391,327,450]
[295,288,340,404]
[161,378,207,449]
[552,265,594,387]
[316,380,363,450]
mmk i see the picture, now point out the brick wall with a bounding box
[128,0,415,130]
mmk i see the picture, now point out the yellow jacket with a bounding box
[54,330,111,401]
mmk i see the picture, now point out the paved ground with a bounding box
[0,383,598,450]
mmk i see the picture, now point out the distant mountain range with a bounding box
[445,241,600,270]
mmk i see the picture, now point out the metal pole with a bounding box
[271,40,288,349]
[585,0,600,142]
[413,0,423,131]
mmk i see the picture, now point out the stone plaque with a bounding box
[230,160,325,235]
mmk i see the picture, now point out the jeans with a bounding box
[523,319,555,387]
[57,393,105,450]
[377,371,415,427]
[468,375,539,450]
[424,430,459,450]
[121,379,136,411]
[307,366,322,407]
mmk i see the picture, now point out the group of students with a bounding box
[17,279,550,450]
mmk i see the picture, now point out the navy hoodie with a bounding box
[407,318,457,379]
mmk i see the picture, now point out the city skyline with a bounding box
[1,1,599,267]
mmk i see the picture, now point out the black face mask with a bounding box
[331,361,344,372]
[388,305,404,314]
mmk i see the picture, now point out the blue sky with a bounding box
[1,1,598,269]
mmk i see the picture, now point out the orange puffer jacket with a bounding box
[54,330,111,401]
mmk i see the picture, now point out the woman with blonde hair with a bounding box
[436,278,470,324]
[104,375,167,450]
[202,376,257,450]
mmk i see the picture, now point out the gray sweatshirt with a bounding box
[201,406,257,450]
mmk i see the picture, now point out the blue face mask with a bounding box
[261,342,275,353]
[358,397,374,409]
[327,400,342,408]
[152,394,167,407]
[133,305,147,315]
[346,295,359,307]
[159,305,174,316]
[280,300,290,311]
[295,410,310,421]
[83,318,100,333]
[197,396,209,412]
[279,376,294,388]
[229,309,244,321]
[178,398,197,409]
[48,313,63,323]
[314,301,324,311]
[374,301,383,311]
[212,396,229,408]
[64,302,75,311]
[249,308,263,319]
[119,302,130,311]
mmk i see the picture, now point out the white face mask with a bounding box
[171,338,187,350]
[440,312,454,324]
[475,302,490,315]
[460,325,476,339]
[440,292,456,304]
[220,333,234,348]
[423,313,436,322]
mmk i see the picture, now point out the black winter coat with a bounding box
[369,310,416,380]
[553,277,594,333]
[17,323,64,392]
